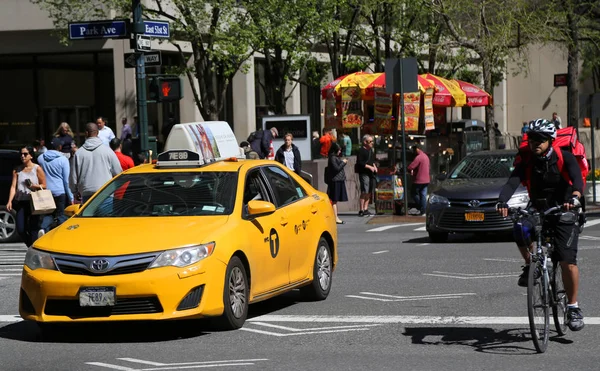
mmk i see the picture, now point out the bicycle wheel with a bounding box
[551,261,568,336]
[528,260,549,353]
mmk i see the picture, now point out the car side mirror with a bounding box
[247,200,276,218]
[436,173,447,181]
[64,204,81,217]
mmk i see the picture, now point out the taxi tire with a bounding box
[301,238,332,301]
[218,256,249,330]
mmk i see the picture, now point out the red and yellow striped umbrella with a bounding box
[421,73,467,107]
[454,79,492,106]
[321,72,380,99]
[363,73,436,99]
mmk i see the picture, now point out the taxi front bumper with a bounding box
[19,258,227,323]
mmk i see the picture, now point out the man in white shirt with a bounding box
[96,116,116,146]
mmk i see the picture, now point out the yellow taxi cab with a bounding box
[19,122,337,330]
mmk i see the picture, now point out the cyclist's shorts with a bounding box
[544,216,579,265]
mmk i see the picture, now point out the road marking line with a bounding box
[0,273,21,276]
[250,322,378,332]
[414,226,426,231]
[118,358,166,366]
[372,250,389,254]
[579,235,600,240]
[360,292,476,299]
[347,295,472,302]
[86,363,135,371]
[248,315,600,325]
[484,258,522,263]
[423,273,518,279]
[0,269,22,271]
[88,362,256,370]
[240,327,370,337]
[432,271,520,277]
[583,219,600,227]
[417,243,430,246]
[366,223,424,232]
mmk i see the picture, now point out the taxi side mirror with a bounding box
[247,200,276,218]
[64,204,81,217]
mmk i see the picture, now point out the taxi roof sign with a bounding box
[158,121,245,167]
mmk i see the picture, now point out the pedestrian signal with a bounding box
[149,76,183,102]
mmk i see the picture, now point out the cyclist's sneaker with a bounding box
[518,265,529,287]
[566,307,585,331]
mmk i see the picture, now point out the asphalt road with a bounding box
[1,213,600,371]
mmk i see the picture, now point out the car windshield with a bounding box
[79,172,238,217]
[449,153,516,179]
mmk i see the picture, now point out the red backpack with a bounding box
[516,126,589,194]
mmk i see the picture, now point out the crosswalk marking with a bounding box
[0,246,25,278]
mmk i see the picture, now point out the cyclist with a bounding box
[496,118,584,331]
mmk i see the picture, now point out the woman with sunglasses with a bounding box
[6,145,47,247]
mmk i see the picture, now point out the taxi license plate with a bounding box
[465,212,485,222]
[79,287,116,307]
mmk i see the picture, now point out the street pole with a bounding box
[592,117,596,203]
[132,0,148,157]
[399,64,408,217]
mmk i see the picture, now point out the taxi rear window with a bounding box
[80,172,238,217]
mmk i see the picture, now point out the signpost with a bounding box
[124,52,161,68]
[68,1,176,161]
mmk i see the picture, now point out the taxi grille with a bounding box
[53,253,158,276]
[44,297,163,317]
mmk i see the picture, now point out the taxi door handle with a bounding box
[280,217,289,226]
[311,206,318,214]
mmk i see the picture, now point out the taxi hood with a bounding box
[33,216,230,256]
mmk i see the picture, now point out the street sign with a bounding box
[68,20,128,40]
[136,35,152,52]
[143,20,170,38]
[554,73,568,87]
[124,52,162,68]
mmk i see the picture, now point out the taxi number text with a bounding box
[169,151,188,160]
[79,287,116,307]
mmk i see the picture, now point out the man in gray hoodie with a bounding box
[70,123,122,204]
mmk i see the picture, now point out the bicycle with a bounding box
[509,205,575,353]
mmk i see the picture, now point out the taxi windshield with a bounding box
[79,172,238,217]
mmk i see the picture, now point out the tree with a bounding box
[31,0,256,121]
[431,0,536,149]
[244,0,328,114]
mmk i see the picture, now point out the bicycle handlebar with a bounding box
[508,204,581,219]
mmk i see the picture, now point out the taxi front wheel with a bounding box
[301,238,332,301]
[218,256,249,330]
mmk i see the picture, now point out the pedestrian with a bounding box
[96,116,116,147]
[356,135,377,217]
[33,139,47,156]
[311,131,320,160]
[494,122,502,136]
[161,113,176,143]
[5,145,46,247]
[121,117,132,141]
[326,142,348,224]
[521,121,529,135]
[342,131,352,157]
[275,133,302,175]
[70,123,122,204]
[249,127,278,159]
[407,144,430,216]
[53,122,75,159]
[552,112,562,129]
[319,128,334,158]
[110,137,135,171]
[37,138,74,236]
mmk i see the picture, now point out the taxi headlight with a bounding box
[24,248,57,271]
[149,242,216,268]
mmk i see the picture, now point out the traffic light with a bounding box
[149,76,183,102]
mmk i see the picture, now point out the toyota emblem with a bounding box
[90,259,110,272]
[468,200,481,208]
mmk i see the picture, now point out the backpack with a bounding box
[517,126,589,193]
[247,129,264,143]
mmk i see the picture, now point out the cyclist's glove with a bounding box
[496,202,509,210]
[568,196,581,208]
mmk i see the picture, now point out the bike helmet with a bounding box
[528,118,557,139]
[513,216,536,247]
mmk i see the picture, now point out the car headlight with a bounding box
[149,242,216,268]
[24,248,57,271]
[507,193,530,208]
[428,194,450,205]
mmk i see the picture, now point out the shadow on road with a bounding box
[403,232,514,244]
[403,326,573,354]
[0,292,302,344]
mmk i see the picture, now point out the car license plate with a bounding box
[465,212,485,222]
[79,287,116,307]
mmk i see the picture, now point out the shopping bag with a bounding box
[30,188,56,215]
